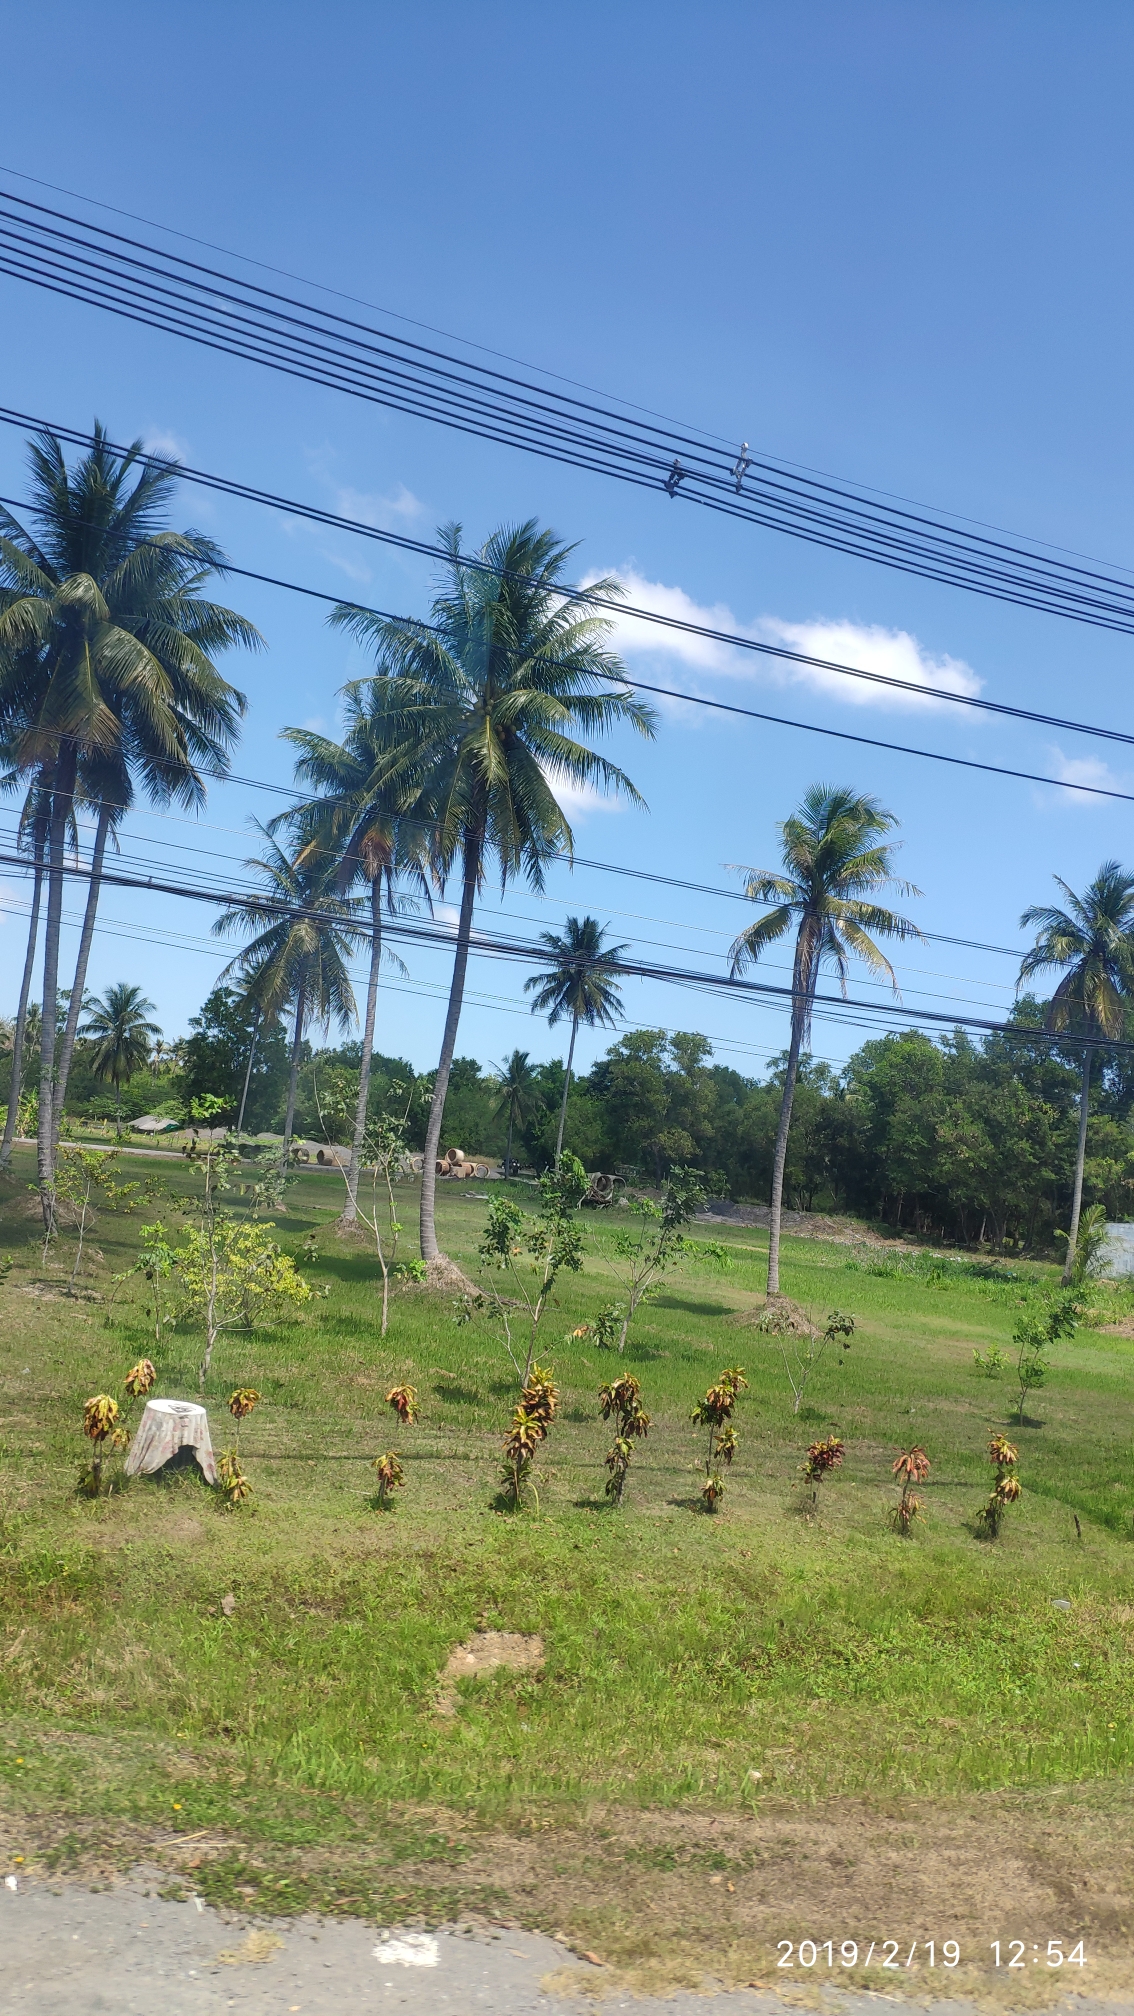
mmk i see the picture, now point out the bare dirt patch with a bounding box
[436,1631,544,1716]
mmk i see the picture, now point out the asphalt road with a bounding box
[0,1877,1130,2015]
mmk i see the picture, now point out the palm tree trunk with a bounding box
[1062,1040,1093,1285]
[555,1013,579,1164]
[505,1109,514,1179]
[37,759,76,1224]
[53,799,112,1144]
[281,973,307,1175]
[767,987,810,1297]
[420,830,481,1266]
[0,824,45,1170]
[343,877,383,1223]
[235,1005,260,1140]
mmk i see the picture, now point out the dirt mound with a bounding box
[425,1253,478,1296]
[436,1631,544,1715]
[730,1296,815,1336]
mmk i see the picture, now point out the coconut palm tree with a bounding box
[329,519,654,1272]
[80,983,162,1135]
[492,1050,544,1177]
[213,830,361,1171]
[278,696,432,1221]
[730,784,921,1295]
[0,423,258,1215]
[1018,862,1134,1283]
[0,769,50,1168]
[524,915,628,1162]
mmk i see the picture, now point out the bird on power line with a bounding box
[731,441,750,493]
[664,457,687,497]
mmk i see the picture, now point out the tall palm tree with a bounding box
[524,915,628,1162]
[0,423,258,1216]
[278,696,431,1221]
[213,830,361,1171]
[329,519,654,1272]
[1018,862,1134,1283]
[0,771,49,1168]
[80,983,161,1136]
[730,784,921,1295]
[492,1049,544,1176]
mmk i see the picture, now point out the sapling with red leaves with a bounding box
[691,1365,747,1512]
[500,1364,558,1511]
[599,1373,651,1506]
[890,1445,930,1536]
[371,1384,418,1511]
[976,1433,1020,1539]
[218,1387,260,1507]
[799,1434,844,1517]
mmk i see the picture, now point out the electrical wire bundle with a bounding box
[5,185,1134,630]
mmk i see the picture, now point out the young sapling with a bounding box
[799,1434,844,1517]
[691,1365,747,1512]
[890,1445,930,1536]
[598,1374,650,1506]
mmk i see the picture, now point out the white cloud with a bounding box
[545,771,623,820]
[586,569,982,717]
[1038,746,1122,808]
[331,479,424,529]
[143,427,190,461]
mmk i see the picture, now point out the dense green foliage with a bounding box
[8,983,1134,1250]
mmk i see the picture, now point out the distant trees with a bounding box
[179,986,290,1132]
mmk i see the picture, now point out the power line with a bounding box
[5,459,1134,749]
[0,845,1118,1055]
[6,158,1131,585]
[4,426,1134,815]
[5,190,1134,631]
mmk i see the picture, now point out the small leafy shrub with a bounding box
[890,1445,930,1536]
[476,1158,587,1380]
[385,1383,418,1426]
[79,1393,125,1497]
[762,1306,855,1414]
[500,1364,559,1512]
[691,1365,747,1512]
[1012,1291,1079,1422]
[569,1302,625,1351]
[799,1434,844,1517]
[370,1385,418,1511]
[218,1387,260,1509]
[598,1374,651,1506]
[972,1343,1007,1377]
[976,1433,1020,1539]
[371,1451,405,1509]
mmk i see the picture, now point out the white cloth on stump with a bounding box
[124,1398,218,1485]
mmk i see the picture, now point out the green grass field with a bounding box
[1,1148,1133,1999]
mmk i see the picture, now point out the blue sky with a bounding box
[2,1,1133,1084]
